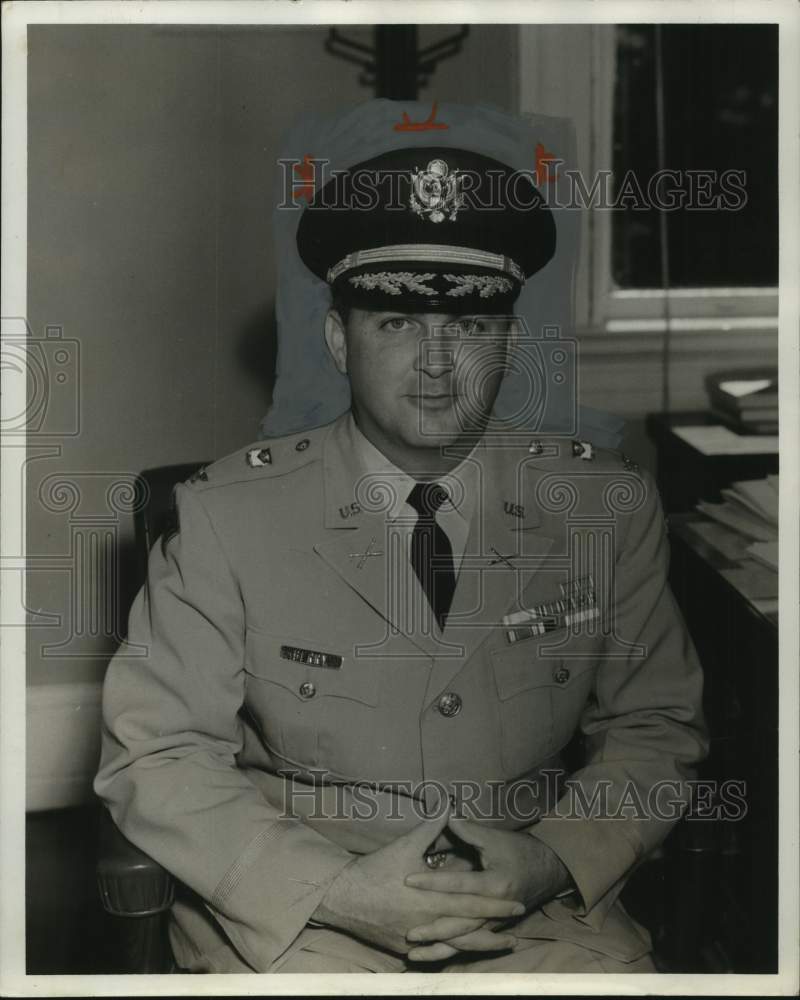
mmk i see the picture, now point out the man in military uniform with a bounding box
[95,145,708,974]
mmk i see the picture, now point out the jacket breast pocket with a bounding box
[490,634,597,779]
[243,628,379,776]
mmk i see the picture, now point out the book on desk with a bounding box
[706,368,778,435]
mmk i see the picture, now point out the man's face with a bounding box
[324,306,512,459]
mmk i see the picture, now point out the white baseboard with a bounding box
[27,681,103,812]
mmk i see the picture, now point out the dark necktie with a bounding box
[407,482,456,630]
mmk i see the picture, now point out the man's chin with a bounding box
[403,415,486,449]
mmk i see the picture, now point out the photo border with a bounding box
[2,1,798,995]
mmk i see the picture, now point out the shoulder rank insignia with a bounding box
[187,465,208,484]
[572,440,594,461]
[621,452,640,473]
[246,447,272,468]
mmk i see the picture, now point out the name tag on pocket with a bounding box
[279,645,342,669]
[502,576,598,644]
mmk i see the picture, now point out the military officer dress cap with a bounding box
[296,146,556,312]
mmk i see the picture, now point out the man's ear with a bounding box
[324,308,348,375]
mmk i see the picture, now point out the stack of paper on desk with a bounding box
[696,500,777,542]
[746,541,779,573]
[721,477,778,526]
[696,476,779,569]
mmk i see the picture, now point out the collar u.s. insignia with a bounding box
[410,158,465,223]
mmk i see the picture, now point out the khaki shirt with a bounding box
[95,412,708,971]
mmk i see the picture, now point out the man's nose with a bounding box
[415,319,459,377]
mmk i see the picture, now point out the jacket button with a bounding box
[299,681,316,699]
[553,667,570,685]
[437,692,462,717]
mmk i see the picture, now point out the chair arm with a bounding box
[96,809,175,917]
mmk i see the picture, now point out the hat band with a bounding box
[327,244,525,285]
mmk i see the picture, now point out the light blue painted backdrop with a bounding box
[260,99,623,448]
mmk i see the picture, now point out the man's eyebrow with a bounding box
[372,312,466,323]
[368,312,510,327]
[372,311,421,320]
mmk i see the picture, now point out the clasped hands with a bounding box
[312,807,571,962]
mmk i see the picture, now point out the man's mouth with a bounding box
[408,392,457,400]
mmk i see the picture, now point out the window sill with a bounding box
[602,316,778,335]
[574,316,778,357]
[603,287,778,323]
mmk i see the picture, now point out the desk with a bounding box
[665,512,778,972]
[646,411,779,514]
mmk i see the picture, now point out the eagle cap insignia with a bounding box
[410,158,465,223]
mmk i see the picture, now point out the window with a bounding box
[612,24,778,290]
[517,23,779,332]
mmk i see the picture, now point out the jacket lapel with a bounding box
[313,415,446,658]
[314,519,448,659]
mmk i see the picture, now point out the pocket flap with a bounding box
[490,640,595,701]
